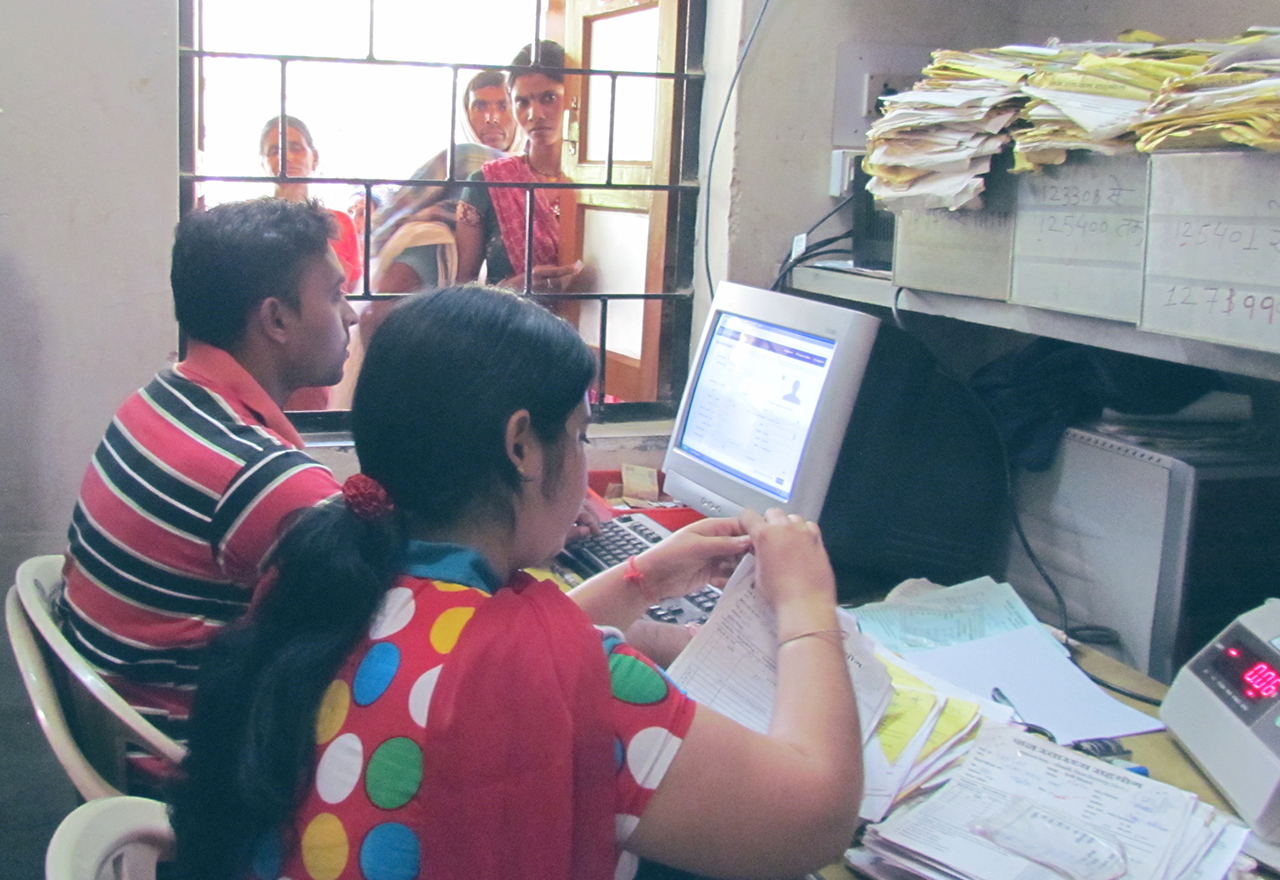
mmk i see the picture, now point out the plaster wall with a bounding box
[0,0,178,581]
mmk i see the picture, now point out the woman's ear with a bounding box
[504,409,537,480]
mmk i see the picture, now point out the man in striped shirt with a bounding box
[58,198,358,783]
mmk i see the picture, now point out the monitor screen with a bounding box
[662,282,881,520]
[675,312,837,504]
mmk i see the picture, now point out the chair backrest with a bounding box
[7,555,186,799]
[45,795,173,880]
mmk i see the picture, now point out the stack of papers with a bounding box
[667,558,1017,823]
[853,576,1163,745]
[848,725,1249,880]
[667,555,894,739]
[1134,33,1280,151]
[863,48,1035,211]
[1012,45,1202,171]
[857,648,1014,822]
[863,28,1280,209]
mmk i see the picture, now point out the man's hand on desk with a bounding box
[564,501,603,544]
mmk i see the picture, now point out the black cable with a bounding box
[1084,669,1163,706]
[700,0,774,298]
[769,192,863,291]
[771,231,854,289]
[771,242,853,290]
[884,294,1136,683]
[804,190,860,237]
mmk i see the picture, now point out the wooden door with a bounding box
[561,0,679,401]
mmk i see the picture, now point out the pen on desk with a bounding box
[991,687,1056,743]
[990,687,1021,721]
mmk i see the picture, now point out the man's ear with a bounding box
[252,296,294,346]
[504,409,538,480]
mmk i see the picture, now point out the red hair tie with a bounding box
[343,473,395,522]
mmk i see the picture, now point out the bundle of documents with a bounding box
[863,28,1280,207]
[864,50,1031,211]
[856,646,1014,822]
[847,724,1250,880]
[1134,33,1280,152]
[853,576,1163,746]
[668,558,1018,823]
[668,555,895,740]
[669,562,1250,879]
[1012,41,1199,171]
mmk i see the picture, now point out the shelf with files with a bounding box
[789,265,1280,383]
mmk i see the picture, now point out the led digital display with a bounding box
[1212,642,1280,701]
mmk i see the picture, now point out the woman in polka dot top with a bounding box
[169,285,863,880]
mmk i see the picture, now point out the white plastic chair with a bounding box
[6,555,186,799]
[45,795,173,880]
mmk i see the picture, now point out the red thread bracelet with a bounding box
[624,555,659,604]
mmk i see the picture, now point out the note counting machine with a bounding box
[1162,598,1280,843]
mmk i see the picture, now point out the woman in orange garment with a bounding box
[260,115,362,410]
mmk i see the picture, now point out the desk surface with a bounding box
[817,642,1231,880]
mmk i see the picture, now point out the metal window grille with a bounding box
[179,0,704,425]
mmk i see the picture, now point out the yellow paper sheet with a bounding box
[914,698,980,765]
[874,688,939,765]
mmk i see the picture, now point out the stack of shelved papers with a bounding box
[1129,32,1280,152]
[863,49,1034,212]
[847,725,1250,880]
[1011,45,1207,170]
[863,28,1280,209]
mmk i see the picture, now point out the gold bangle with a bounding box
[777,628,844,648]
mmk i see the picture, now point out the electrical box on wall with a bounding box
[832,41,935,148]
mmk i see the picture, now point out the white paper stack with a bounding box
[667,555,894,741]
[848,725,1250,880]
[862,47,1044,212]
[852,576,1163,746]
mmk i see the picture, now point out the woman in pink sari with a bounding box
[455,41,582,295]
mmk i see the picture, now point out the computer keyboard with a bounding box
[556,513,722,625]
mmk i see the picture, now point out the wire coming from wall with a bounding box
[700,0,776,298]
[769,190,859,290]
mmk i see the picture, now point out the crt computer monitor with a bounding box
[662,282,1006,596]
[661,282,881,521]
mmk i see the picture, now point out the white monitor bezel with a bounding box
[661,282,881,520]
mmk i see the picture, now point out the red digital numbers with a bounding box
[1243,662,1280,699]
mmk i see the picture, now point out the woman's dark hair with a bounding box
[509,40,567,86]
[258,114,315,153]
[169,286,596,880]
[170,197,335,350]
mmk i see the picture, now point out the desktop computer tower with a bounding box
[1003,426,1280,684]
[818,323,1007,599]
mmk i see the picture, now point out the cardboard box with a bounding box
[1142,150,1280,354]
[891,154,1017,300]
[1012,152,1149,321]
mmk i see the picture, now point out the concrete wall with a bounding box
[0,0,177,581]
[693,0,1018,339]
